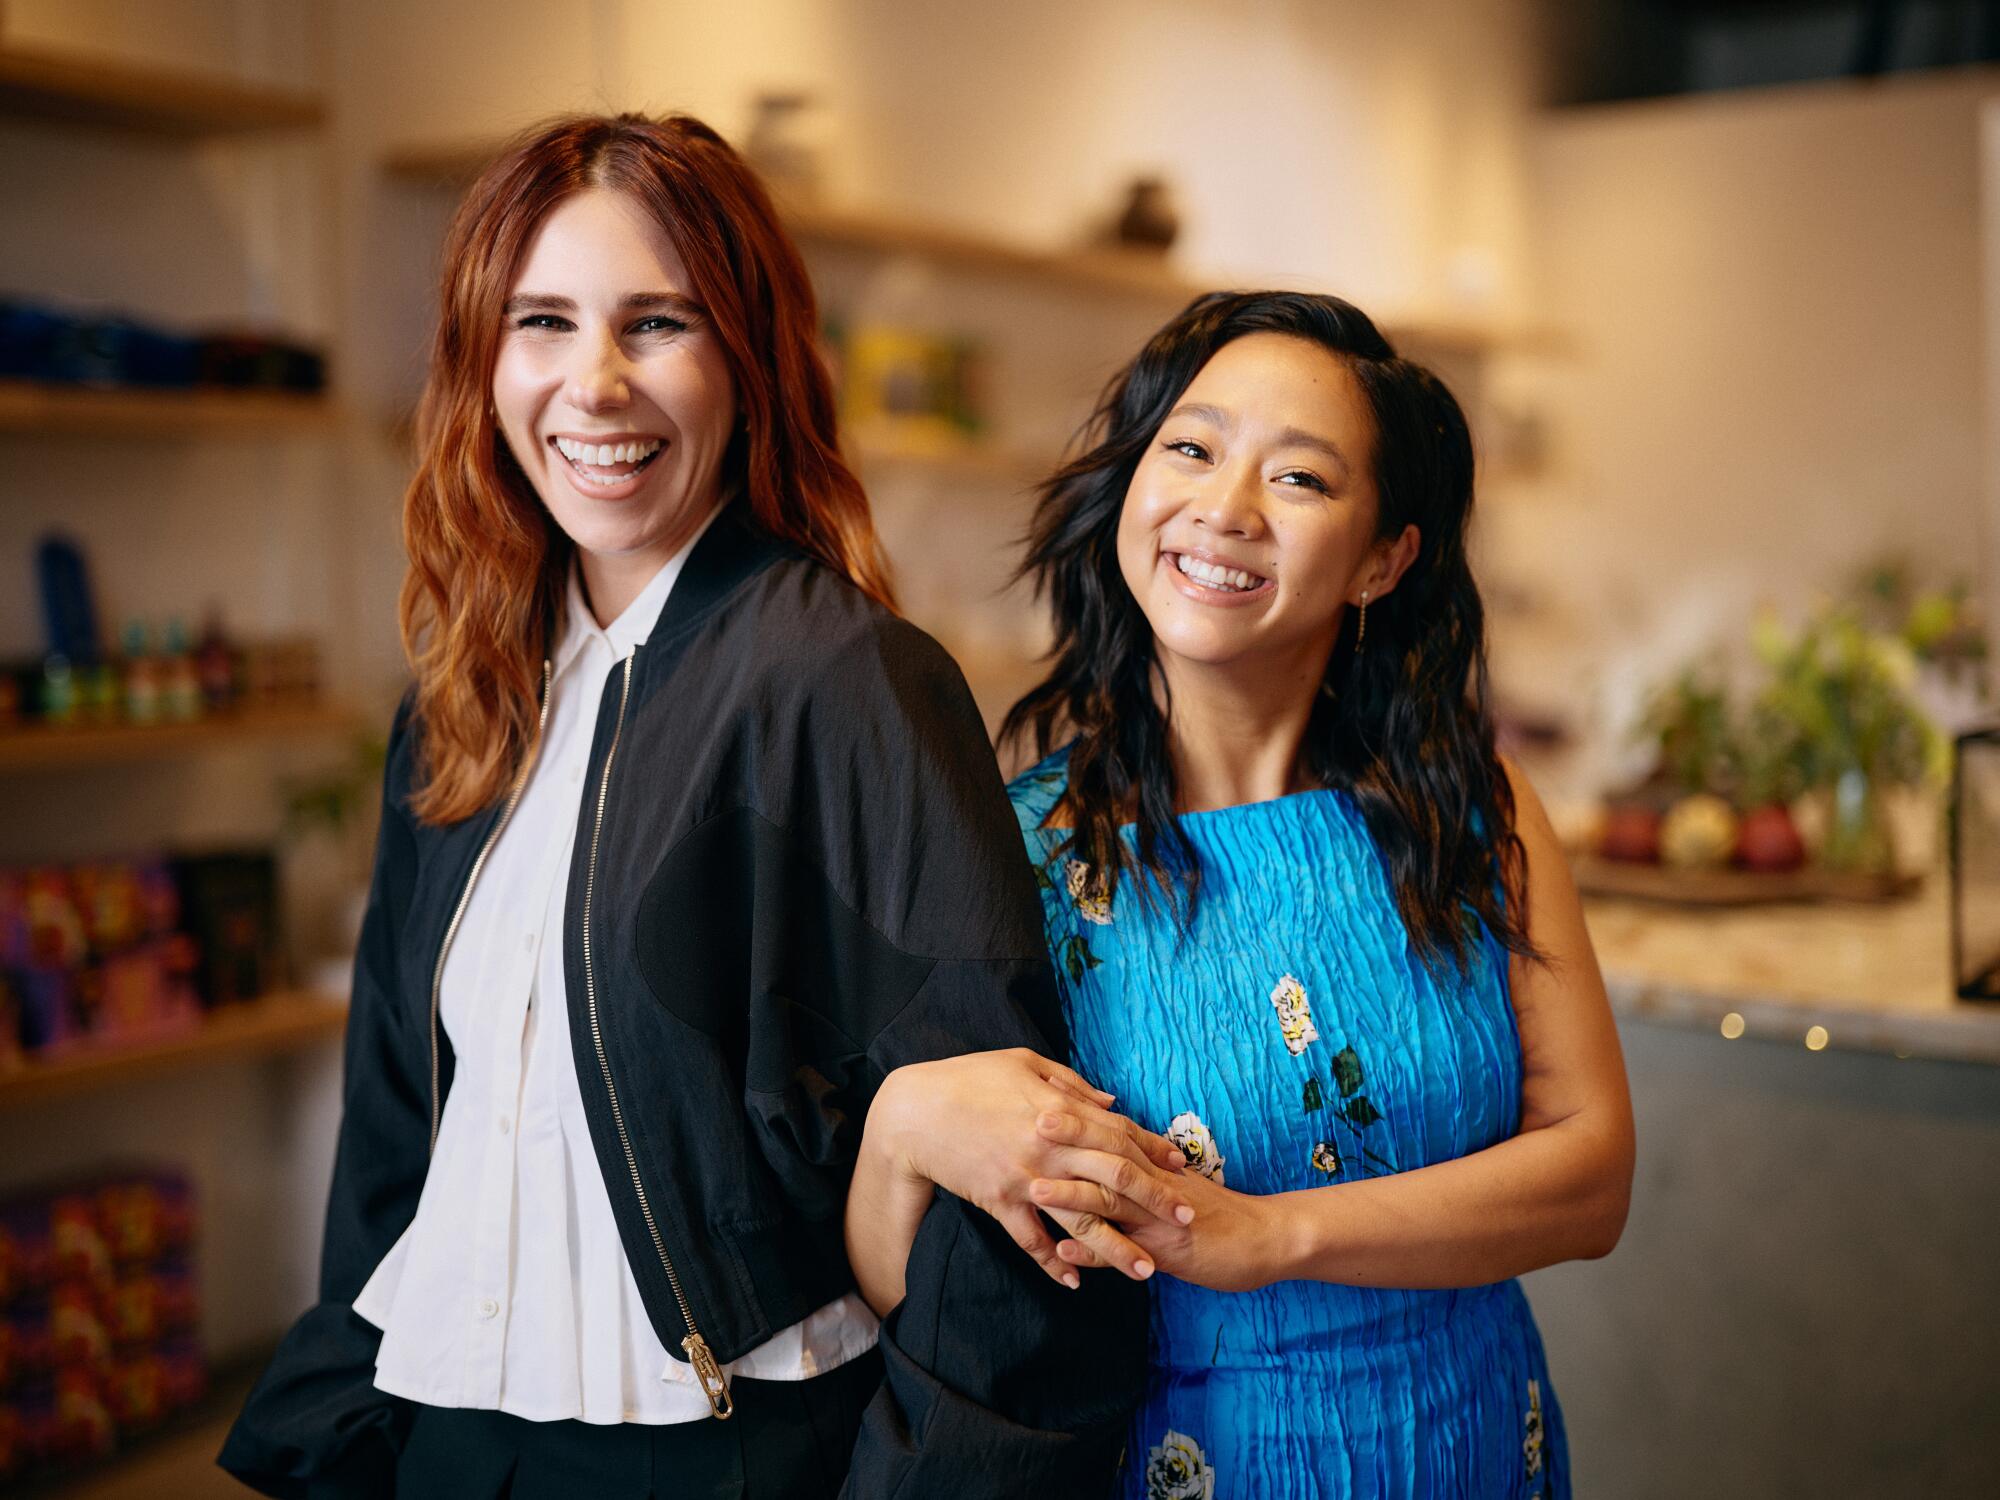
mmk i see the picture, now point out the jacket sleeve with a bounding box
[803,622,1148,1499]
[217,701,426,1499]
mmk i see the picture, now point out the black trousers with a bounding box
[389,1347,883,1499]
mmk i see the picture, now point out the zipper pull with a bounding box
[684,1333,735,1420]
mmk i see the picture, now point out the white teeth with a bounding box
[553,436,663,467]
[1176,554,1261,592]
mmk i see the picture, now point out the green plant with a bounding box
[283,733,388,842]
[1749,605,1940,793]
[1641,670,1738,798]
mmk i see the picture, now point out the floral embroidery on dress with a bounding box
[1268,973,1319,1055]
[1299,1044,1397,1179]
[1064,858,1114,925]
[1166,1112,1225,1184]
[1523,1376,1546,1481]
[1145,1429,1215,1500]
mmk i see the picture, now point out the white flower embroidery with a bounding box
[1309,1141,1342,1177]
[1523,1376,1545,1478]
[1268,973,1319,1055]
[1165,1112,1225,1184]
[1145,1429,1215,1500]
[1064,858,1113,925]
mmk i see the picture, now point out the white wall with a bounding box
[1481,69,1998,793]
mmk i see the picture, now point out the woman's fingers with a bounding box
[1129,1122,1188,1173]
[1054,1237,1104,1269]
[1044,1147,1193,1227]
[997,1204,1080,1291]
[1030,1176,1176,1234]
[1044,1207,1153,1280]
[1037,1059,1116,1107]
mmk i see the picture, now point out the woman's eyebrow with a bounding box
[1164,402,1352,477]
[1274,425,1352,475]
[501,291,704,315]
[1164,401,1231,429]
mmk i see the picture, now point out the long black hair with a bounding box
[1002,290,1534,972]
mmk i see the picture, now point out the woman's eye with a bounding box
[1276,470,1329,493]
[1162,439,1209,461]
[514,314,571,332]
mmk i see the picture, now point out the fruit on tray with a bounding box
[1598,804,1663,864]
[1735,803,1807,873]
[1660,794,1738,870]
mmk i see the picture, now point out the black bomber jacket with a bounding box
[217,504,1146,1498]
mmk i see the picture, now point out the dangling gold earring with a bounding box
[1355,591,1369,652]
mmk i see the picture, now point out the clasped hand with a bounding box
[877,1049,1276,1293]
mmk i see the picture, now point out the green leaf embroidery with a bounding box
[1332,1046,1363,1098]
[1303,1076,1324,1112]
[1032,863,1056,892]
[1342,1095,1383,1129]
[1058,934,1101,980]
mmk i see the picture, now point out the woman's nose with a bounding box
[1190,463,1264,538]
[564,330,631,412]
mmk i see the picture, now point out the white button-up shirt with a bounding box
[354,514,878,1423]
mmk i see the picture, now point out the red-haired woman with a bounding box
[217,114,1159,1500]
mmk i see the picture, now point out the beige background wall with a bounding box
[1483,69,1997,793]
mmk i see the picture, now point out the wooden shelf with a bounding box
[0,702,357,773]
[0,380,332,438]
[379,140,1553,352]
[0,44,323,135]
[0,991,346,1111]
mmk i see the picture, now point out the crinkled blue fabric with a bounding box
[1008,754,1568,1500]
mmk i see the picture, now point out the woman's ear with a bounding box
[1349,524,1421,606]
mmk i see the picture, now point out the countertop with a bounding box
[1584,882,2000,1064]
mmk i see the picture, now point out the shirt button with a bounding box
[497,1115,511,1135]
[476,1297,498,1320]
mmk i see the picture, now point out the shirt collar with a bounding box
[553,501,725,681]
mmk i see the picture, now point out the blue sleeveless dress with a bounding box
[1007,754,1568,1500]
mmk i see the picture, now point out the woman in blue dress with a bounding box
[845,291,1633,1498]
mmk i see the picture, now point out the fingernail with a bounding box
[1095,1090,1116,1102]
[1175,1205,1195,1225]
[1134,1260,1155,1279]
[1062,1272,1080,1290]
[1038,1112,1064,1131]
[1030,1179,1052,1199]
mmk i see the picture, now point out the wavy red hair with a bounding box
[400,113,893,825]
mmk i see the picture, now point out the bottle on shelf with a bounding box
[195,606,238,714]
[161,620,202,723]
[121,624,161,726]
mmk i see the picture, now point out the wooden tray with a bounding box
[1573,855,1921,907]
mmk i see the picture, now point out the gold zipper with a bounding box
[583,648,734,1420]
[428,661,552,1155]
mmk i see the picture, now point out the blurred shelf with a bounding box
[379,140,1557,352]
[0,43,324,135]
[0,991,346,1111]
[849,428,1056,485]
[0,702,357,773]
[0,380,333,437]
